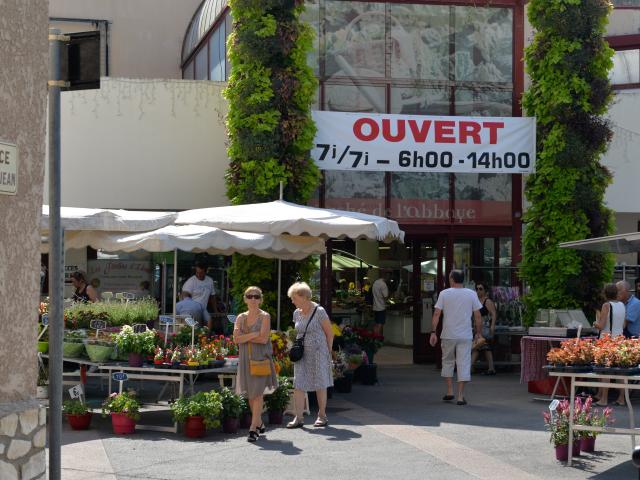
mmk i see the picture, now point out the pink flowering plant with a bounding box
[542,399,571,447]
[543,396,614,445]
[102,391,141,420]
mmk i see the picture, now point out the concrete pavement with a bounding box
[52,363,639,479]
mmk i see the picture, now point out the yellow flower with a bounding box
[331,323,342,336]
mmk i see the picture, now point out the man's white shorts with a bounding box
[440,338,472,382]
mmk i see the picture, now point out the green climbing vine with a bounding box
[521,0,615,324]
[224,0,320,325]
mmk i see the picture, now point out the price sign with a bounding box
[185,316,197,327]
[226,315,237,324]
[112,372,128,382]
[132,324,147,333]
[41,314,49,326]
[90,320,107,330]
[68,384,83,399]
[123,292,136,300]
[159,315,174,324]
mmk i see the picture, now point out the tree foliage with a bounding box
[224,0,320,325]
[521,0,615,323]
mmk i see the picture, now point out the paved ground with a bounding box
[50,358,640,479]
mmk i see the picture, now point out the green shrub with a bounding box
[264,377,292,413]
[170,391,223,429]
[219,387,243,420]
[63,399,89,415]
[114,325,157,355]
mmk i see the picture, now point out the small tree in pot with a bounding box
[171,391,223,438]
[219,387,243,434]
[264,377,292,425]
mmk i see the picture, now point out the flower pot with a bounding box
[63,342,85,358]
[222,417,239,434]
[240,412,252,429]
[268,410,283,425]
[128,352,144,367]
[580,436,596,453]
[66,412,92,430]
[184,416,206,438]
[355,364,377,385]
[334,375,353,393]
[555,444,569,462]
[572,439,581,457]
[364,347,375,364]
[111,413,136,434]
[37,341,48,354]
[85,344,114,363]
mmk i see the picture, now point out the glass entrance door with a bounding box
[412,239,446,363]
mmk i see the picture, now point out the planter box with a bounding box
[85,344,114,363]
[37,341,48,354]
[63,342,85,358]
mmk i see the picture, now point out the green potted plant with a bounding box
[37,324,48,354]
[85,332,115,363]
[219,387,242,434]
[36,364,48,400]
[170,391,223,438]
[63,330,86,358]
[63,399,92,430]
[239,395,252,429]
[102,391,141,434]
[114,325,157,367]
[264,377,292,425]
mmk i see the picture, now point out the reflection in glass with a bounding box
[610,49,640,85]
[455,88,512,117]
[389,4,450,81]
[454,7,512,82]
[325,171,386,216]
[455,174,511,201]
[390,87,449,115]
[324,84,385,113]
[301,0,320,76]
[324,1,386,78]
[392,173,449,200]
[195,47,208,80]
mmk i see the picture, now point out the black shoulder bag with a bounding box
[289,306,318,362]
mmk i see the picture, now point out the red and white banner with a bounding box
[311,111,536,174]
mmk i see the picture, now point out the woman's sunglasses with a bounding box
[476,287,484,291]
[245,294,261,300]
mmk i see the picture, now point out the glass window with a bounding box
[324,84,385,113]
[610,49,640,86]
[454,7,513,83]
[225,13,232,80]
[390,86,450,115]
[195,46,208,80]
[454,173,511,225]
[324,1,386,79]
[390,172,450,223]
[210,27,225,81]
[389,4,450,81]
[455,88,512,117]
[612,0,640,5]
[324,171,386,216]
[301,0,320,76]
[183,60,194,80]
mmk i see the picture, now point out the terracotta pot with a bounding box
[239,412,252,429]
[66,412,92,430]
[222,417,239,434]
[555,444,569,462]
[128,352,144,367]
[184,416,206,438]
[111,413,136,434]
[580,436,596,453]
[268,410,283,425]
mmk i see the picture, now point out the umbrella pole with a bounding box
[173,248,177,326]
[277,259,281,331]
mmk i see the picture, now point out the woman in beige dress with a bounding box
[233,286,277,442]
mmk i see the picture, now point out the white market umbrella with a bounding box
[559,232,640,254]
[41,205,176,232]
[176,200,405,242]
[403,259,444,275]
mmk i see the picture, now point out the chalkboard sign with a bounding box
[41,314,49,326]
[90,319,107,330]
[227,315,237,324]
[112,372,128,382]
[132,324,147,333]
[159,315,174,324]
[185,316,198,327]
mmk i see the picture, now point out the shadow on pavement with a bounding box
[304,425,362,441]
[253,438,303,455]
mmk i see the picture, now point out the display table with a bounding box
[384,311,412,346]
[549,371,638,466]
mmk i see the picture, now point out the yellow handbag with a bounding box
[248,343,272,376]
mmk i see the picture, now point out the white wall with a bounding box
[45,77,230,210]
[49,0,201,79]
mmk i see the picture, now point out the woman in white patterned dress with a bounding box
[286,282,334,429]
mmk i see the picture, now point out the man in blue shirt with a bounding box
[617,280,640,337]
[175,291,204,325]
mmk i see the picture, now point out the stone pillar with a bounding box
[0,0,49,479]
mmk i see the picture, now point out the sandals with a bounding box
[258,423,266,434]
[457,398,467,406]
[313,417,328,427]
[481,370,497,376]
[442,395,455,402]
[247,430,259,442]
[286,419,304,429]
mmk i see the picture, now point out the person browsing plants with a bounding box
[287,282,334,429]
[430,270,483,406]
[233,286,277,442]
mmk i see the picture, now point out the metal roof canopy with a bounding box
[559,231,640,254]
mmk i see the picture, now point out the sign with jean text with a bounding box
[0,141,17,195]
[311,111,536,174]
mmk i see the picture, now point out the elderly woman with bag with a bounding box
[287,282,334,429]
[233,286,277,442]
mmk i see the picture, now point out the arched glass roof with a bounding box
[182,0,227,63]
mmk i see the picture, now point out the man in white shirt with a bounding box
[372,272,389,336]
[181,261,215,331]
[430,270,482,405]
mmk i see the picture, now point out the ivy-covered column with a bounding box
[224,0,319,321]
[521,0,615,322]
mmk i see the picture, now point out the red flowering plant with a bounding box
[574,395,614,439]
[592,336,640,368]
[351,327,384,354]
[546,339,594,366]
